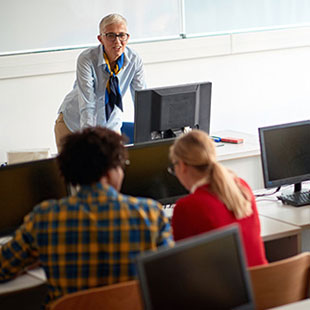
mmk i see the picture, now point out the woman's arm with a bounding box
[0,217,38,282]
[76,52,98,129]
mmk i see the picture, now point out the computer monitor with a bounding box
[134,82,212,143]
[259,120,310,204]
[136,224,255,310]
[0,157,69,237]
[121,138,188,205]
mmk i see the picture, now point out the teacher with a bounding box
[55,13,146,151]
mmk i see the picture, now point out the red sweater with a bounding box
[171,179,267,267]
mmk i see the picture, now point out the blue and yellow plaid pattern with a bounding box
[0,183,173,305]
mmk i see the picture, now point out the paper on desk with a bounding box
[27,267,47,281]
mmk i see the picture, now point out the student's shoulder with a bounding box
[174,191,212,214]
[119,193,161,209]
[238,177,252,190]
[237,177,255,197]
[175,191,201,206]
[32,197,69,215]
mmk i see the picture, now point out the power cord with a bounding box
[254,186,281,198]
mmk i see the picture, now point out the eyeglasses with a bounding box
[167,161,178,176]
[102,32,129,42]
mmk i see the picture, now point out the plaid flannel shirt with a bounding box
[0,182,173,305]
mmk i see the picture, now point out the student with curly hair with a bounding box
[0,127,172,306]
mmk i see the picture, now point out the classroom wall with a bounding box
[0,27,310,162]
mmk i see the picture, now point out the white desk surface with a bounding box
[259,215,301,242]
[270,299,310,310]
[212,130,263,190]
[0,271,45,294]
[213,130,260,162]
[256,197,310,228]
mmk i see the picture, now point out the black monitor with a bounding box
[259,120,310,205]
[134,82,212,143]
[136,224,255,310]
[0,157,69,237]
[121,138,187,205]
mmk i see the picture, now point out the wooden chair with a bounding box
[248,252,310,310]
[49,280,143,310]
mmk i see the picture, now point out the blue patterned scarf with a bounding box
[103,46,124,121]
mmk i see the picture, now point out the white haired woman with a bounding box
[169,130,267,267]
[55,13,146,151]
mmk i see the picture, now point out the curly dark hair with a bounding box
[57,127,127,186]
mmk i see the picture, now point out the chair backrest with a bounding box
[121,122,134,144]
[49,280,143,310]
[248,252,310,310]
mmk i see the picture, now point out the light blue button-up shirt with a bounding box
[58,45,146,132]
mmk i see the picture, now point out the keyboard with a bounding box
[163,204,175,218]
[277,191,310,207]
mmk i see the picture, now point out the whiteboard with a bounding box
[2,0,310,55]
[184,0,310,36]
[0,0,180,55]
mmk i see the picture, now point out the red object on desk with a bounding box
[221,137,244,144]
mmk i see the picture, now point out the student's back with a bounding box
[172,179,267,267]
[0,127,173,307]
[169,130,267,267]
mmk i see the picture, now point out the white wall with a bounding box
[1,27,310,162]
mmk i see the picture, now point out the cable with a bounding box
[254,186,281,198]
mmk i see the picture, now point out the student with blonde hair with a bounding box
[169,130,267,267]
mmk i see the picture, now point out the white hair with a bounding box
[99,13,128,34]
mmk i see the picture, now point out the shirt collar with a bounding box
[77,181,118,198]
[190,177,208,193]
[97,44,129,68]
[97,45,105,67]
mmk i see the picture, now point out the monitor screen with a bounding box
[134,82,212,143]
[136,225,255,310]
[0,157,69,237]
[121,138,188,205]
[259,120,310,190]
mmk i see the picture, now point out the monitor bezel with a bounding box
[134,82,212,144]
[122,138,188,205]
[258,120,310,189]
[0,157,70,237]
[136,224,255,310]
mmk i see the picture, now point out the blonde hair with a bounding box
[99,13,127,34]
[169,130,253,219]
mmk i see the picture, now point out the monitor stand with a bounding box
[151,127,193,141]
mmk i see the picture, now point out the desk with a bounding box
[256,196,310,252]
[0,271,45,295]
[259,214,301,262]
[270,299,310,309]
[260,215,301,244]
[0,269,47,310]
[213,130,263,190]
